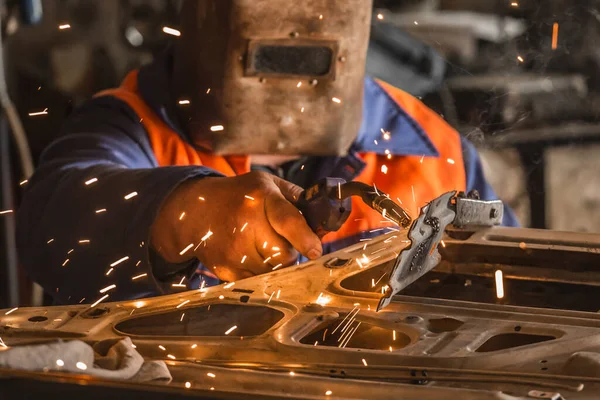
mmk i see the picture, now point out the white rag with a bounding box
[0,337,171,382]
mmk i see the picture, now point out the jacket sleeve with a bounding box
[16,96,221,304]
[460,136,520,227]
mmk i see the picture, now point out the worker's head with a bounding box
[173,0,373,156]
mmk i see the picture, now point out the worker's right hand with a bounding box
[150,171,323,282]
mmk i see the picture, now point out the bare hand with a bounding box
[151,171,322,281]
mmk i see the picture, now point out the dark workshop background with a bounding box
[1,0,599,306]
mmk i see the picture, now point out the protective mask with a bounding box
[174,0,373,155]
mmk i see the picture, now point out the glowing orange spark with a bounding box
[90,294,109,308]
[85,178,98,185]
[110,256,129,267]
[162,26,181,36]
[356,258,364,268]
[552,22,559,50]
[28,108,48,116]
[495,270,505,299]
[177,300,190,308]
[132,273,147,281]
[99,284,116,294]
[225,325,238,335]
[179,243,194,255]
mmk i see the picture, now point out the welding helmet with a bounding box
[173,0,373,156]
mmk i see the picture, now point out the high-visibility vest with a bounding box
[97,71,466,247]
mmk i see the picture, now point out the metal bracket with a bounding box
[377,192,456,311]
[377,191,505,311]
[454,197,503,227]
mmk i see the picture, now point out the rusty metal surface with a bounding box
[2,227,600,398]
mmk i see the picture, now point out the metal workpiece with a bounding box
[2,227,600,398]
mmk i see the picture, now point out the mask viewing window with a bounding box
[246,39,338,79]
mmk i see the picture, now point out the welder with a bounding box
[16,0,518,304]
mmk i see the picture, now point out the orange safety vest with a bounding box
[97,71,466,246]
